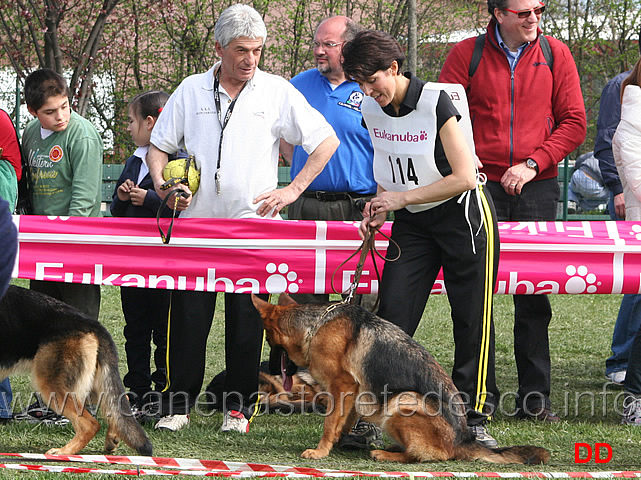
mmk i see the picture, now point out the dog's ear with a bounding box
[278,293,298,306]
[251,294,274,316]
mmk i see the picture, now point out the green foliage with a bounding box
[542,0,641,155]
[1,0,639,161]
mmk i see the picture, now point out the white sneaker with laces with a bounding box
[220,410,249,433]
[154,414,189,432]
[605,371,626,385]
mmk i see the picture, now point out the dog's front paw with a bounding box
[301,448,329,459]
[370,449,409,463]
[104,436,119,453]
[45,448,64,456]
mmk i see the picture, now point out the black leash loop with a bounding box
[156,188,188,244]
[157,155,197,244]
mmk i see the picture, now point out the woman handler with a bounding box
[341,30,501,447]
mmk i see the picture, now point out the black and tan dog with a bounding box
[252,294,550,464]
[0,285,152,456]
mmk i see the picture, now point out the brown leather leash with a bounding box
[331,220,400,311]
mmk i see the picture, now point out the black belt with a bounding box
[302,191,372,202]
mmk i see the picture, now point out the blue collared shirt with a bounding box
[495,24,530,71]
[290,68,376,194]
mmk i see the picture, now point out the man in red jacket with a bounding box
[440,0,586,434]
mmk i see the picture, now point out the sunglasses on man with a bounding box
[503,2,545,19]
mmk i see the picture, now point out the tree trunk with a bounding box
[407,0,417,74]
[71,0,120,115]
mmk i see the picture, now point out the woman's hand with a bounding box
[370,191,406,217]
[359,201,387,239]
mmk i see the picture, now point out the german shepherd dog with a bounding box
[0,285,152,456]
[252,294,550,464]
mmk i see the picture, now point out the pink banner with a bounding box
[12,216,641,294]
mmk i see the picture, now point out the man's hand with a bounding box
[613,193,626,219]
[253,186,298,218]
[254,135,339,217]
[165,186,192,211]
[501,161,537,196]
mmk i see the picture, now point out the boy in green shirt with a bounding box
[22,68,103,320]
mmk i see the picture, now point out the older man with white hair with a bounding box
[146,3,338,433]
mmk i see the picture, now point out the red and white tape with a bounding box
[1,453,640,478]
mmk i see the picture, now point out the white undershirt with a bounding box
[134,145,150,184]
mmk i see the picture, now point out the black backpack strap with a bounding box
[468,34,486,78]
[468,33,554,78]
[538,34,554,71]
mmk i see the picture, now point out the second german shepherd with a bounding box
[0,285,152,456]
[252,294,550,464]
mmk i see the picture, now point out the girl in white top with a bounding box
[614,60,641,223]
[613,57,641,424]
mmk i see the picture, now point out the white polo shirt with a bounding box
[151,62,335,219]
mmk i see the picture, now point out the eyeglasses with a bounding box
[503,3,545,18]
[313,41,343,50]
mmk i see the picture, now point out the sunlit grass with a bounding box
[2,281,640,477]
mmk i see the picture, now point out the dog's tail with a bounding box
[95,333,153,456]
[454,441,550,464]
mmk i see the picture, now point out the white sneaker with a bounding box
[606,371,626,385]
[220,410,249,433]
[154,414,189,432]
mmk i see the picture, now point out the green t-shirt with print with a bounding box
[22,110,103,217]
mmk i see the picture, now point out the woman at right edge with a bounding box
[613,57,641,426]
[341,30,501,448]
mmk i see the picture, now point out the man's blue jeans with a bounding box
[607,295,641,375]
[568,169,609,212]
[606,192,641,376]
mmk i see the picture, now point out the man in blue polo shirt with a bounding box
[280,15,376,301]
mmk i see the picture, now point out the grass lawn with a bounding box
[2,278,641,478]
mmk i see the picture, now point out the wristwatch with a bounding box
[525,158,539,174]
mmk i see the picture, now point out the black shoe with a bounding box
[337,419,384,450]
[518,406,560,423]
[126,392,161,424]
[471,424,498,448]
[13,399,69,426]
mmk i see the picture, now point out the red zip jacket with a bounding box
[439,19,586,183]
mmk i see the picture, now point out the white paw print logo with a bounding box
[630,224,641,240]
[265,263,300,294]
[565,265,598,294]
